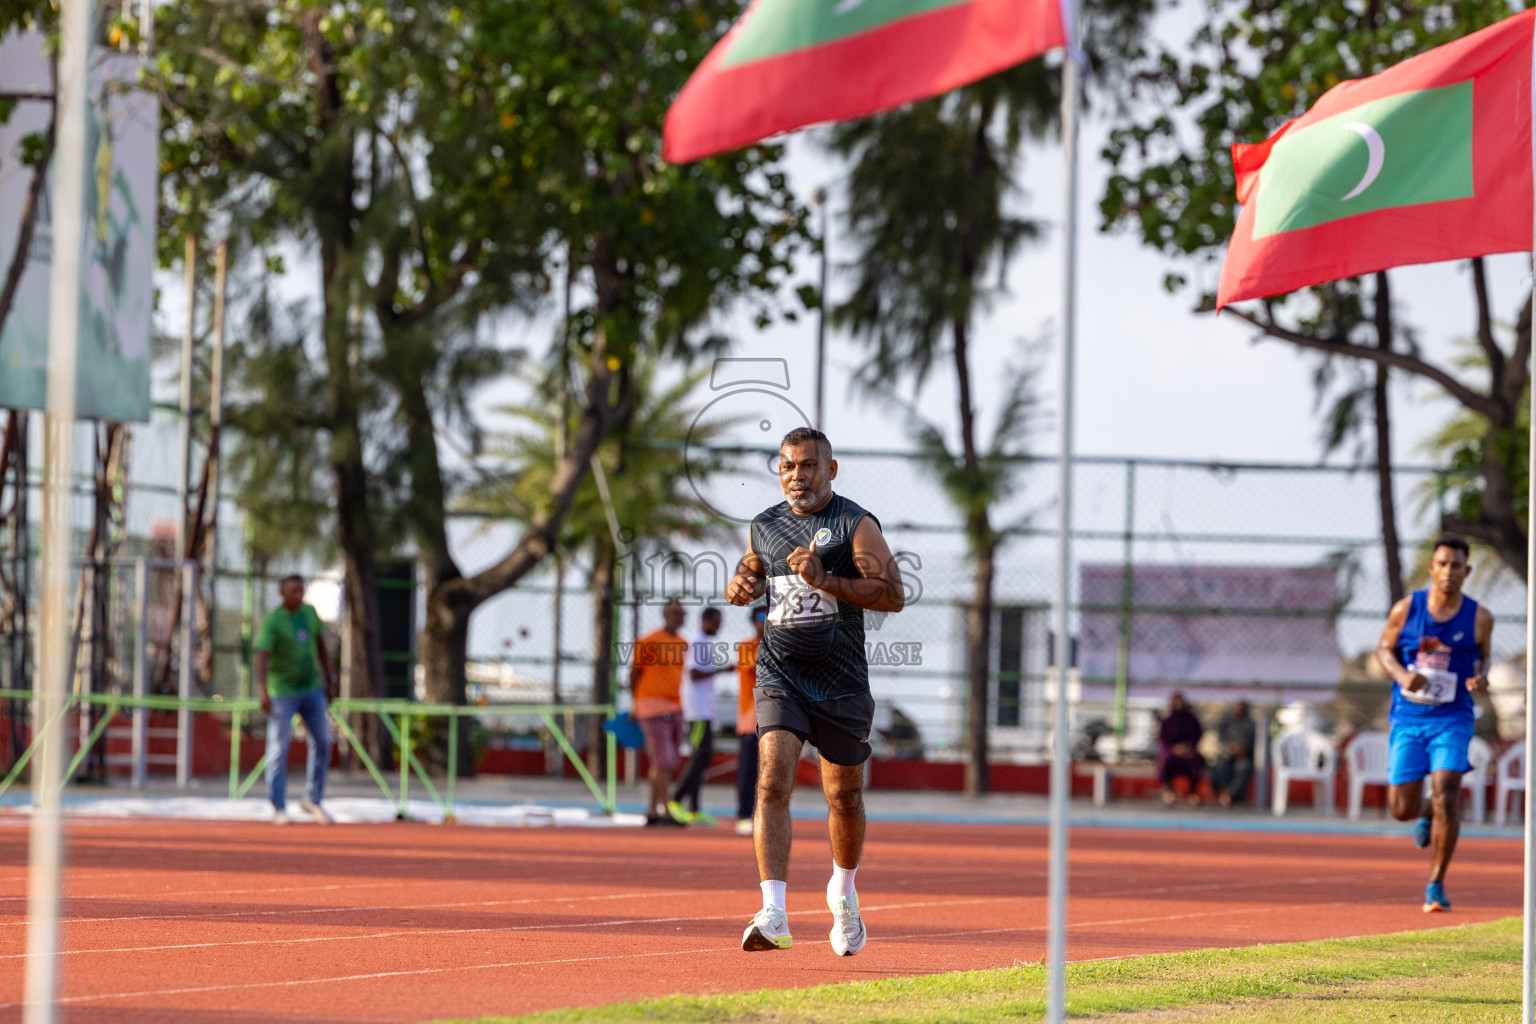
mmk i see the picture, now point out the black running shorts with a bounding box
[754,684,876,767]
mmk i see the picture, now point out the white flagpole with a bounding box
[1048,15,1082,1024]
[24,0,91,1019]
[1524,29,1536,1024]
[1524,290,1534,1020]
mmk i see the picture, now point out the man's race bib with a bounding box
[766,574,839,629]
[1403,665,1458,705]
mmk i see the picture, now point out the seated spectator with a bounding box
[1210,700,1257,807]
[1158,692,1205,806]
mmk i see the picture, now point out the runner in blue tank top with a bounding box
[1375,536,1492,913]
[724,428,906,958]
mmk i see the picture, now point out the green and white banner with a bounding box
[0,33,158,423]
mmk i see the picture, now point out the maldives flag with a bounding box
[663,0,1069,164]
[1217,10,1535,308]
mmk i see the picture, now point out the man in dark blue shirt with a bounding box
[1375,536,1492,913]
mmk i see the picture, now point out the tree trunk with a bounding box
[322,259,389,764]
[417,586,474,774]
[393,344,462,708]
[965,542,995,796]
[587,536,617,776]
[412,338,626,779]
[303,10,391,765]
[0,57,54,339]
[403,352,473,774]
[952,311,993,796]
[1371,272,1404,603]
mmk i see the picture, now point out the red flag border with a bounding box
[663,0,1067,164]
[1217,10,1536,308]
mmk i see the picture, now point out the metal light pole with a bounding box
[173,236,195,565]
[813,186,829,431]
[1047,43,1083,1024]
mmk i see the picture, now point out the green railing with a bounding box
[0,690,619,820]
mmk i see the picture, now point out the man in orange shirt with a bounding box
[734,606,767,836]
[630,598,689,826]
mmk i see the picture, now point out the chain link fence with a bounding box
[1,429,1527,770]
[460,448,1529,762]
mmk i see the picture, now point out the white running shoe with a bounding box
[298,800,333,825]
[271,808,289,826]
[734,819,754,836]
[741,906,793,951]
[828,894,866,956]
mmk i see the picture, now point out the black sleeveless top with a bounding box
[749,493,879,701]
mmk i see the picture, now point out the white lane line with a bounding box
[0,897,1434,1008]
[0,869,1390,933]
[0,943,742,1007]
[0,883,1425,964]
[0,879,409,906]
[0,895,1027,959]
[0,887,741,930]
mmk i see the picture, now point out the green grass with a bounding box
[437,917,1520,1023]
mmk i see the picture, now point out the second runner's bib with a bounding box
[1403,665,1458,705]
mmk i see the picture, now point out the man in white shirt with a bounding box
[670,606,726,824]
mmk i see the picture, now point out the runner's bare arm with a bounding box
[726,547,765,606]
[1375,596,1426,691]
[787,515,905,613]
[1467,605,1495,694]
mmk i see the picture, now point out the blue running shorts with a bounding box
[1389,718,1474,785]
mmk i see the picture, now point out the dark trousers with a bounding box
[1159,754,1205,788]
[1211,755,1254,802]
[672,720,714,812]
[736,731,760,820]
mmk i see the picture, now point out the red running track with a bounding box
[0,816,1520,1023]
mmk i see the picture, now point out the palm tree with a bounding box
[828,62,1054,796]
[468,362,732,766]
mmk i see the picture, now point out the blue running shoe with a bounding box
[1413,815,1432,849]
[1423,881,1451,913]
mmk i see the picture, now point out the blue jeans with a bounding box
[266,687,331,811]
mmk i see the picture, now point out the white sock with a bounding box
[761,879,786,911]
[828,862,858,902]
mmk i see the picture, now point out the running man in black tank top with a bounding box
[725,428,905,957]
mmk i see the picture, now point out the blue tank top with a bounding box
[1390,589,1479,723]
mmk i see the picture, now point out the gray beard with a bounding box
[786,483,831,512]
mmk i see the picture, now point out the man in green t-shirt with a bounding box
[254,574,337,825]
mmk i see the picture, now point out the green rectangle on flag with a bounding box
[723,0,971,68]
[1253,82,1474,239]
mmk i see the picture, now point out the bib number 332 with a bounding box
[767,574,839,628]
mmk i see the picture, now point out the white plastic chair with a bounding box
[1345,731,1391,820]
[1496,741,1526,827]
[1463,736,1494,824]
[1272,729,1336,817]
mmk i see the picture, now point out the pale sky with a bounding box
[140,8,1536,522]
[727,124,1531,471]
